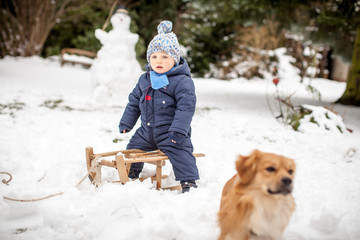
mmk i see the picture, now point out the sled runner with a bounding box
[85,147,205,190]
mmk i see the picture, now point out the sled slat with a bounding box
[127,150,164,157]
[93,149,145,158]
[193,153,205,158]
[125,156,170,163]
[99,160,116,168]
[156,163,162,189]
[115,154,129,184]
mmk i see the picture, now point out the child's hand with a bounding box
[168,132,185,144]
[119,125,130,134]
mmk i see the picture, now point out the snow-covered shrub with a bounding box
[290,105,348,134]
[206,47,278,80]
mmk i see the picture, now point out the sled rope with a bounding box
[3,156,103,202]
[76,155,102,187]
[3,192,65,202]
[1,172,12,185]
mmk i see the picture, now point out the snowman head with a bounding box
[110,9,131,30]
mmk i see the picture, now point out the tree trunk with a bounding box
[0,0,70,57]
[337,28,360,106]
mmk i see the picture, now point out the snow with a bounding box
[1,55,360,240]
[62,54,95,66]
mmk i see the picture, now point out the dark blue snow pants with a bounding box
[126,125,199,181]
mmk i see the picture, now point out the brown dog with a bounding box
[218,150,296,240]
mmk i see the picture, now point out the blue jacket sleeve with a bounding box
[119,82,141,133]
[169,76,196,136]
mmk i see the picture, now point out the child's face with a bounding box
[149,52,175,74]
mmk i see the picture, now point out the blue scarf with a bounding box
[149,67,176,90]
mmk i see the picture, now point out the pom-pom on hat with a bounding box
[146,20,180,65]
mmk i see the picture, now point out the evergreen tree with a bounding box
[43,0,114,57]
[180,1,238,76]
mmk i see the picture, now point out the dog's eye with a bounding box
[288,169,293,175]
[266,167,276,172]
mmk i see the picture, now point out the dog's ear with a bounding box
[236,150,262,184]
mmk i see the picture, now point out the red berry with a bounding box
[273,78,279,85]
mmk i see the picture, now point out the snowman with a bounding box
[91,7,142,107]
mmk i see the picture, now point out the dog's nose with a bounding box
[281,177,292,186]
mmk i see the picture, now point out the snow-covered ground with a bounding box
[0,55,360,240]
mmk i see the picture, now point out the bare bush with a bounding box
[0,0,70,57]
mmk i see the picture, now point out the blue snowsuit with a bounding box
[119,57,199,181]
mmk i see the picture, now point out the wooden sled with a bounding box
[85,147,205,190]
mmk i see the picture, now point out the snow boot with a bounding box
[128,169,141,179]
[180,180,198,193]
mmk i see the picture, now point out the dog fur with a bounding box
[218,150,296,240]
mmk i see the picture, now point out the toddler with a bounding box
[119,20,199,193]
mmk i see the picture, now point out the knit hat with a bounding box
[146,20,180,65]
